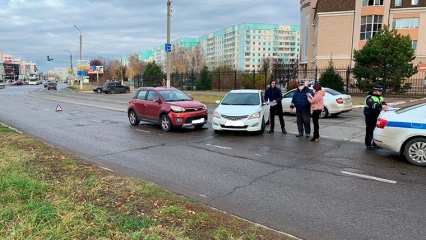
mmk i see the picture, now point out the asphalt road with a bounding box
[0,85,425,240]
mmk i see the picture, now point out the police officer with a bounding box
[364,85,386,149]
[265,80,287,134]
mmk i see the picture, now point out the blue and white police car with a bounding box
[374,100,426,166]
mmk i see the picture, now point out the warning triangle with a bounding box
[56,104,63,112]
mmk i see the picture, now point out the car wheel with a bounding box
[160,114,173,132]
[403,137,426,167]
[128,110,140,126]
[320,107,329,119]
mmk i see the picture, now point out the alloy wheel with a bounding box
[408,141,426,164]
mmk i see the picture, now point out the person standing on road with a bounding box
[364,85,386,150]
[308,83,325,142]
[265,80,287,135]
[291,81,313,138]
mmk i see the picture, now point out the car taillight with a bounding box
[336,98,344,104]
[376,118,388,129]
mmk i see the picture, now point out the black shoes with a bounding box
[296,134,304,137]
[268,130,274,134]
[282,129,287,135]
[310,137,319,142]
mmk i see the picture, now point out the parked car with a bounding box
[43,80,51,88]
[93,81,130,94]
[12,80,24,86]
[47,82,57,90]
[128,87,208,132]
[374,100,426,166]
[0,82,5,89]
[212,90,270,133]
[281,87,352,118]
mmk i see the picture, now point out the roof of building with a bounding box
[316,0,355,13]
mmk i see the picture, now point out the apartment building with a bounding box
[300,0,426,69]
[0,51,38,81]
[141,24,300,72]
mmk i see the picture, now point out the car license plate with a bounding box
[225,120,245,127]
[192,118,205,124]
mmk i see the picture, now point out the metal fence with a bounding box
[133,67,426,96]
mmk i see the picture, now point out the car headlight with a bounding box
[248,112,261,119]
[170,105,185,113]
[213,111,220,119]
[201,104,207,110]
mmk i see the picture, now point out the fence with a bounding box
[133,67,426,97]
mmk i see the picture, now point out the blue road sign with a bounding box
[77,70,87,77]
[165,43,172,53]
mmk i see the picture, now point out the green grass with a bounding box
[0,127,291,240]
[190,94,225,104]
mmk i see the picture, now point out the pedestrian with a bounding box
[264,80,287,135]
[291,81,313,138]
[308,83,325,142]
[364,85,387,150]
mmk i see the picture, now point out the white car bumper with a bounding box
[212,117,262,132]
[328,103,352,114]
[373,128,402,153]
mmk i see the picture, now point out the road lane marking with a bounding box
[206,144,232,150]
[135,129,151,133]
[341,171,397,184]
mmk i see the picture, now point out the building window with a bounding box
[362,0,384,6]
[412,0,419,5]
[394,0,402,6]
[360,15,383,40]
[412,40,417,50]
[393,18,420,29]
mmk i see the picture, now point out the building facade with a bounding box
[141,24,301,72]
[301,0,426,69]
[0,51,38,81]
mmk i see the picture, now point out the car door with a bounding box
[145,90,162,121]
[134,89,147,119]
[282,90,295,113]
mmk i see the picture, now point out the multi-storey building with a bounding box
[141,24,300,72]
[0,51,38,81]
[300,0,426,69]
[200,23,300,72]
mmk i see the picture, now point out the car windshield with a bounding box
[159,90,192,102]
[396,100,426,114]
[325,88,342,96]
[221,93,260,106]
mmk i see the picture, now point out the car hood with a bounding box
[215,105,261,116]
[168,101,204,109]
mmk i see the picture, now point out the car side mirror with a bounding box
[215,100,220,104]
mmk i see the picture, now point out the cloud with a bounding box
[0,0,300,71]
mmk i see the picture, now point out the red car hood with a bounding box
[168,101,204,109]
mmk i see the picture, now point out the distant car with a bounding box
[212,89,270,133]
[93,81,130,94]
[47,82,57,90]
[12,80,24,86]
[43,80,50,88]
[128,87,208,132]
[282,88,352,118]
[0,82,5,89]
[374,101,426,167]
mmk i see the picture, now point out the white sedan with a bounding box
[212,90,270,133]
[281,88,352,118]
[374,101,426,166]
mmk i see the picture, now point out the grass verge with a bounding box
[0,126,292,240]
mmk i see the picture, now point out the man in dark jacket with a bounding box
[364,85,386,149]
[291,81,313,137]
[265,80,287,134]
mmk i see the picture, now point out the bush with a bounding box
[319,65,344,92]
[196,66,212,90]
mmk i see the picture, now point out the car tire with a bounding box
[403,137,426,167]
[195,124,205,130]
[128,110,140,126]
[321,107,329,119]
[214,130,222,134]
[160,114,173,132]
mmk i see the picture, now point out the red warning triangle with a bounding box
[56,104,63,112]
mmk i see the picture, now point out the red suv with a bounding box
[128,87,208,131]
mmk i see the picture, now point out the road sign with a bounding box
[77,70,87,77]
[88,66,104,74]
[165,43,172,53]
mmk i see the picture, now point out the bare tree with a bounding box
[126,54,144,81]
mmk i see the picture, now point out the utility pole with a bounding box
[166,0,172,88]
[74,25,83,89]
[120,57,124,85]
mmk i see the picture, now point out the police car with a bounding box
[373,100,426,166]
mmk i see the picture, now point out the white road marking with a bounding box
[341,171,397,184]
[206,143,232,150]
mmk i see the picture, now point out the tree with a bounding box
[196,66,211,90]
[319,62,344,92]
[143,62,163,87]
[353,27,417,92]
[127,54,144,81]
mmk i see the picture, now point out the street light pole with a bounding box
[74,25,83,89]
[166,0,172,88]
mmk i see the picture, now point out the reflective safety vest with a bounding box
[364,95,384,110]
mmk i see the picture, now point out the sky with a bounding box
[0,0,300,71]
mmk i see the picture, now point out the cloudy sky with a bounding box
[0,0,300,71]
